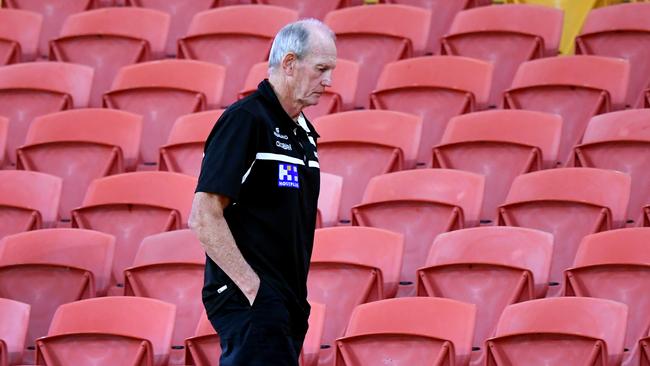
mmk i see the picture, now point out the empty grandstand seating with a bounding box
[485,297,628,366]
[370,56,493,165]
[433,110,562,221]
[570,109,650,224]
[498,168,631,297]
[442,4,563,107]
[504,55,630,163]
[314,110,422,223]
[104,60,225,165]
[50,7,171,107]
[0,298,29,366]
[35,296,176,366]
[325,4,431,108]
[0,8,42,63]
[317,172,343,228]
[178,5,298,106]
[0,62,93,166]
[335,297,476,366]
[159,109,223,176]
[565,228,650,366]
[256,0,344,19]
[17,109,143,220]
[352,169,484,297]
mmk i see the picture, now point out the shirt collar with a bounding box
[257,79,320,138]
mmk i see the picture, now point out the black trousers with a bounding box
[208,280,306,366]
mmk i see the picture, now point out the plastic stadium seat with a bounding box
[308,227,404,366]
[324,5,431,108]
[17,109,143,221]
[0,9,42,64]
[564,228,650,366]
[178,5,298,106]
[255,0,344,19]
[417,227,553,364]
[0,170,61,238]
[0,229,114,351]
[433,110,562,222]
[124,230,205,365]
[104,60,225,165]
[576,3,650,108]
[159,109,223,176]
[314,110,422,223]
[486,297,627,366]
[50,8,170,107]
[570,109,650,225]
[441,5,563,107]
[370,56,493,165]
[504,56,630,164]
[352,169,484,297]
[335,297,477,366]
[71,172,197,289]
[35,297,176,366]
[317,172,343,228]
[0,298,29,366]
[239,59,360,118]
[0,117,6,167]
[498,168,630,297]
[1,0,96,57]
[124,0,218,56]
[0,62,93,167]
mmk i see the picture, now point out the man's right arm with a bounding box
[188,191,260,305]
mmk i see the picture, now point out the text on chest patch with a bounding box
[278,163,299,188]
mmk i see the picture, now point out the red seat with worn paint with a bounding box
[0,298,30,366]
[0,8,42,64]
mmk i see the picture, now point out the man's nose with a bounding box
[321,72,333,87]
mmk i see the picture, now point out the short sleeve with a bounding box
[195,109,258,201]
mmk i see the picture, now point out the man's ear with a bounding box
[282,52,297,76]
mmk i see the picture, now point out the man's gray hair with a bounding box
[268,19,335,74]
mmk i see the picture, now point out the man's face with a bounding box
[290,34,337,109]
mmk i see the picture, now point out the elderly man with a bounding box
[188,19,336,365]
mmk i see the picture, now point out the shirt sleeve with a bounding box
[195,108,258,201]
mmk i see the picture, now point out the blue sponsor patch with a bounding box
[278,163,299,188]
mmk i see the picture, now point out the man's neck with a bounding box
[268,76,302,121]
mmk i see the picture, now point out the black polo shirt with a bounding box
[196,79,320,337]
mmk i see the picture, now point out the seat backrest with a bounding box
[449,4,563,55]
[0,116,7,166]
[573,228,650,267]
[81,171,197,224]
[0,298,30,366]
[0,8,42,61]
[59,7,170,55]
[27,109,143,169]
[134,229,205,266]
[314,110,422,169]
[362,169,485,226]
[110,60,226,108]
[166,109,223,146]
[375,56,493,108]
[0,61,94,108]
[324,4,431,54]
[0,170,62,225]
[187,5,297,38]
[256,0,344,20]
[505,168,630,226]
[580,2,650,37]
[0,228,115,294]
[442,109,562,167]
[510,55,630,107]
[318,172,342,228]
[581,109,650,144]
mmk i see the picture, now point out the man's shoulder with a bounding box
[221,91,275,130]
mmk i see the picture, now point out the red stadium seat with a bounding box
[35,297,176,366]
[17,109,143,221]
[442,4,563,107]
[417,227,553,364]
[565,228,650,366]
[0,229,114,351]
[370,56,493,165]
[433,110,562,221]
[335,297,477,366]
[486,297,627,366]
[178,5,298,106]
[159,109,224,176]
[255,0,344,19]
[0,298,30,366]
[314,110,422,223]
[498,168,631,296]
[50,7,170,107]
[0,170,61,238]
[504,55,630,164]
[317,172,343,228]
[0,117,7,167]
[71,172,197,290]
[104,60,225,165]
[576,2,650,108]
[325,4,431,108]
[0,62,93,166]
[308,227,404,366]
[0,8,42,63]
